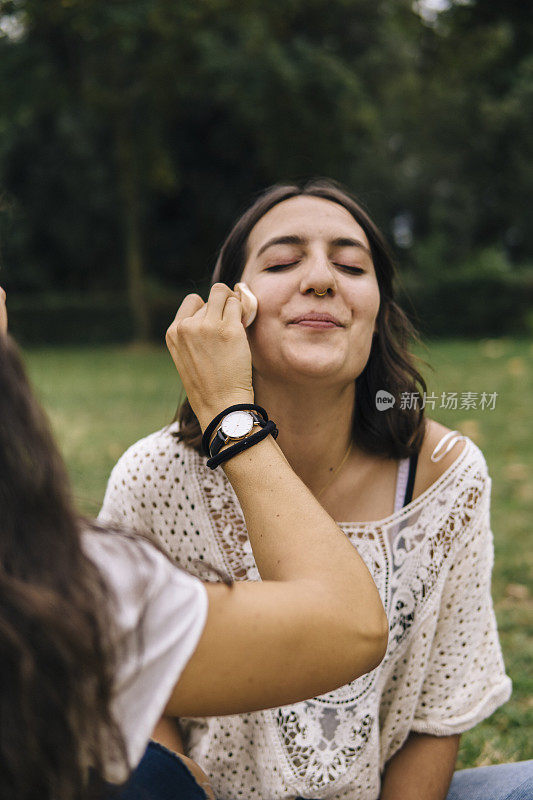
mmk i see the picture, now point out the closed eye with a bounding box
[334,264,365,274]
[265,262,299,271]
[265,262,365,273]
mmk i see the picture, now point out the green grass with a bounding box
[24,338,533,768]
[25,344,183,516]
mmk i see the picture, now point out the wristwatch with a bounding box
[209,410,266,457]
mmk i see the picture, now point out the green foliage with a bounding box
[399,246,533,337]
[0,0,532,337]
[6,288,194,344]
[7,294,134,344]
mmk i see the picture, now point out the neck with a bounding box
[253,374,356,495]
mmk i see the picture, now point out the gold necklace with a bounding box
[316,441,353,500]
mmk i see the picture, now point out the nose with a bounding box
[299,247,337,296]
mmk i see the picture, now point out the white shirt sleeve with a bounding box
[82,531,208,783]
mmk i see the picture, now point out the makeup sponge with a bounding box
[234,282,258,328]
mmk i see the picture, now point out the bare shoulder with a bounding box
[414,419,468,499]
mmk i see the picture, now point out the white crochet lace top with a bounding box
[99,425,511,800]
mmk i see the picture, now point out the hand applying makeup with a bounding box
[166,283,256,432]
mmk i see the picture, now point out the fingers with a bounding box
[171,285,238,329]
[167,294,204,358]
[223,295,242,325]
[164,282,253,425]
[167,284,242,354]
[204,283,236,324]
[173,293,205,323]
[0,286,7,335]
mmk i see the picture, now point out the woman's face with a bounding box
[240,196,380,387]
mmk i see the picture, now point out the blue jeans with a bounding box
[106,741,208,799]
[446,760,533,800]
[106,746,532,800]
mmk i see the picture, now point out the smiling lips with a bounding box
[289,312,344,328]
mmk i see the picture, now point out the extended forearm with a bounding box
[223,436,357,578]
[222,434,387,644]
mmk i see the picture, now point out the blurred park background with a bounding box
[1,0,533,341]
[1,0,532,769]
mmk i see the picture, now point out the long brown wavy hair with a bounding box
[175,178,427,459]
[0,333,127,800]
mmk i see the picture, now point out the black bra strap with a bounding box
[403,453,418,507]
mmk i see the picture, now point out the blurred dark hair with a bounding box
[0,333,127,800]
[175,178,426,458]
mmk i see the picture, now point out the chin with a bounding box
[279,351,349,381]
[252,338,363,383]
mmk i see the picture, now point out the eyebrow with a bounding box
[256,235,372,258]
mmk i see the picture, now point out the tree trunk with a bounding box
[115,117,151,342]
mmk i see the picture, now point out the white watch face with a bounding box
[220,411,254,439]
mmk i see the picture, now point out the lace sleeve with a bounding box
[411,463,512,736]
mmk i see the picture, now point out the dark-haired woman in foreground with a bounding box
[101,181,532,799]
[0,286,389,799]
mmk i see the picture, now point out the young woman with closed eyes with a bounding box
[101,180,530,800]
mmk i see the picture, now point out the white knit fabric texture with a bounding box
[99,426,512,800]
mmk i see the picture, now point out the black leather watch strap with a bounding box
[206,420,278,469]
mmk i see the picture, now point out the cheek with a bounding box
[245,276,289,322]
[245,289,290,368]
[348,282,380,323]
[247,309,278,354]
